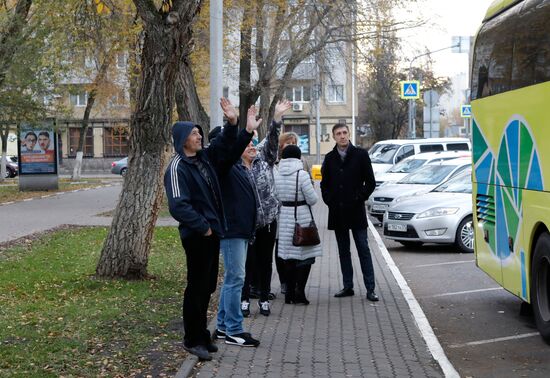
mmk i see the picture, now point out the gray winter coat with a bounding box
[274,158,322,260]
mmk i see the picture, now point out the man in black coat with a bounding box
[320,123,379,302]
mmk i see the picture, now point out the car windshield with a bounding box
[369,144,399,164]
[387,158,427,173]
[433,170,472,193]
[398,164,459,185]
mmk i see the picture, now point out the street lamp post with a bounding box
[407,44,460,139]
[210,0,223,130]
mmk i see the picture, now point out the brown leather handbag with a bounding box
[292,171,321,246]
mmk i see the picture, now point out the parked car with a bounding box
[367,157,472,222]
[111,157,128,176]
[382,168,473,253]
[3,156,18,178]
[368,137,471,175]
[375,150,471,186]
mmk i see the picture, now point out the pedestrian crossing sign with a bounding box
[461,105,472,118]
[400,81,420,99]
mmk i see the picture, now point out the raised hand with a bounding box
[246,105,263,133]
[273,99,292,122]
[220,97,238,125]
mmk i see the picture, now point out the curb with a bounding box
[175,319,218,378]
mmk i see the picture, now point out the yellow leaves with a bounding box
[161,0,173,13]
[94,0,109,15]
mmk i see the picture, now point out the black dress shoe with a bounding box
[205,342,218,353]
[334,288,355,298]
[366,291,379,302]
[183,344,212,361]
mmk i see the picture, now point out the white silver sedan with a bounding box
[382,169,473,253]
[368,157,471,222]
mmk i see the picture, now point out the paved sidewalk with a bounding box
[0,184,176,244]
[189,202,445,377]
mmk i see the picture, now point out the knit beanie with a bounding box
[281,144,302,159]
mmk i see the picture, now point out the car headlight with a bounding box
[416,207,459,219]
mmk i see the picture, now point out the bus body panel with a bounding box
[472,81,550,303]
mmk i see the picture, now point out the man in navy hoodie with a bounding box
[164,98,260,361]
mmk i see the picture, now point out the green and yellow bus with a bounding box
[471,0,550,343]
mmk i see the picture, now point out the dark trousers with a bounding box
[275,240,286,286]
[334,227,375,292]
[284,259,312,301]
[181,234,220,347]
[242,220,277,302]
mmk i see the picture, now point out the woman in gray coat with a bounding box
[274,145,322,304]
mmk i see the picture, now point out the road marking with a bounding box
[413,260,474,268]
[428,287,503,298]
[369,219,460,378]
[448,332,539,348]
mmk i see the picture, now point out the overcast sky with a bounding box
[397,0,494,78]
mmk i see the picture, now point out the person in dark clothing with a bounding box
[164,98,261,361]
[210,106,262,348]
[320,123,379,302]
[240,99,292,317]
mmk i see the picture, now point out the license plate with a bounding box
[387,223,407,232]
[372,204,388,212]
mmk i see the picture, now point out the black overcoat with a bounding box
[320,143,376,230]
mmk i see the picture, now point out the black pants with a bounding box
[284,259,312,301]
[275,240,286,286]
[181,234,220,347]
[242,220,277,302]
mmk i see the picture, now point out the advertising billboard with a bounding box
[18,121,58,175]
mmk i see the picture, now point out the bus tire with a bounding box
[531,233,550,344]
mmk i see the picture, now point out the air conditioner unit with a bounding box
[292,103,303,112]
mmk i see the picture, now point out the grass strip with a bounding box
[0,226,191,377]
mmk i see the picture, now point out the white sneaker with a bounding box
[258,300,270,316]
[241,300,250,317]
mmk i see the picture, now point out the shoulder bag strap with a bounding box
[294,171,299,221]
[295,170,316,223]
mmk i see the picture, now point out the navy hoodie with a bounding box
[215,145,257,240]
[164,121,253,239]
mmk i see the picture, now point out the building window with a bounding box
[109,89,127,107]
[116,52,127,68]
[103,127,129,157]
[327,84,344,103]
[70,92,88,107]
[84,56,95,69]
[223,86,229,98]
[285,86,311,103]
[68,128,94,158]
[283,124,310,154]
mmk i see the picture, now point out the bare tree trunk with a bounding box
[96,0,202,279]
[72,91,96,180]
[0,125,9,182]
[175,56,209,132]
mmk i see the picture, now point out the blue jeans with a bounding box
[334,227,375,292]
[217,238,248,335]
